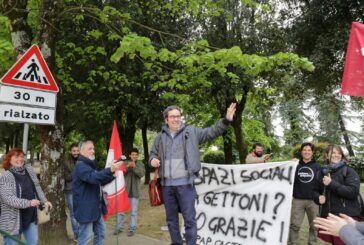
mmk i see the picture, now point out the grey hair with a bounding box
[163,105,182,118]
[78,140,94,151]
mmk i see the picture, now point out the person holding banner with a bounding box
[72,141,119,245]
[313,145,361,245]
[149,103,236,245]
[245,142,272,164]
[314,213,364,245]
[114,147,145,237]
[0,148,52,245]
[288,142,321,245]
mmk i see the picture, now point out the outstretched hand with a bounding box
[226,103,236,121]
[313,213,351,237]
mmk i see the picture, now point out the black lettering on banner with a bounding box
[195,167,238,186]
[221,191,229,207]
[272,192,285,220]
[205,215,272,241]
[236,218,248,238]
[217,167,235,185]
[203,191,219,207]
[202,191,268,212]
[280,221,284,243]
[197,212,207,230]
[240,166,293,184]
[256,220,272,243]
[198,235,212,245]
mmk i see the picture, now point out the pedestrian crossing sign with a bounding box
[1,45,59,92]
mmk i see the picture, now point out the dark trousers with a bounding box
[162,184,197,245]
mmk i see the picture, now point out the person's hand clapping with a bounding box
[110,162,119,173]
[151,158,160,168]
[30,199,40,207]
[314,213,349,237]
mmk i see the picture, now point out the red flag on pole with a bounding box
[341,22,364,97]
[103,121,131,220]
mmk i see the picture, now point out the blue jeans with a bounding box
[3,222,38,245]
[116,197,139,231]
[77,216,105,245]
[163,184,197,245]
[65,192,79,238]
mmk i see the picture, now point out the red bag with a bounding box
[149,168,164,206]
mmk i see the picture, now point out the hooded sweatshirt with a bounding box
[293,159,321,199]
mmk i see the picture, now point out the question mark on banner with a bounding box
[272,192,285,220]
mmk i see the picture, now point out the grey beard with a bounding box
[89,155,95,160]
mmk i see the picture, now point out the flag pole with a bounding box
[115,172,119,245]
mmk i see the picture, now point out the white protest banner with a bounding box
[194,160,298,245]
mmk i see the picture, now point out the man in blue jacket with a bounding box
[72,140,119,245]
[149,103,236,245]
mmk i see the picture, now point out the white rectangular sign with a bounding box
[0,85,56,108]
[0,103,55,125]
[194,161,298,245]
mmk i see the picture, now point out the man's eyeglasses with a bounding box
[168,115,181,119]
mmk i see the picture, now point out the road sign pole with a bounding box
[22,123,29,154]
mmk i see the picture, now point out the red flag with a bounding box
[102,121,131,220]
[341,22,364,96]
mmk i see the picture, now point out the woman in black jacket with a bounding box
[313,145,361,245]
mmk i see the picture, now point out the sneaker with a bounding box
[127,230,135,237]
[113,229,123,235]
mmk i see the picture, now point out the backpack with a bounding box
[342,166,364,217]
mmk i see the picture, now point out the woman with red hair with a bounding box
[0,148,52,245]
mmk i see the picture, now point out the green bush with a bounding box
[348,157,364,181]
[203,150,225,164]
[291,142,329,163]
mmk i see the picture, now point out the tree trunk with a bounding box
[338,114,355,157]
[14,129,19,148]
[4,0,68,242]
[1,0,33,58]
[5,138,10,153]
[120,112,137,155]
[232,100,247,164]
[223,133,233,164]
[142,125,151,184]
[38,0,68,243]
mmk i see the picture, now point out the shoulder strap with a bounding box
[343,165,348,178]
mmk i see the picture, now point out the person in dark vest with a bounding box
[0,148,52,245]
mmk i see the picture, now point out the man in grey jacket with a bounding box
[149,103,236,245]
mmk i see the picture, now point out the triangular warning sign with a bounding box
[1,45,59,92]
